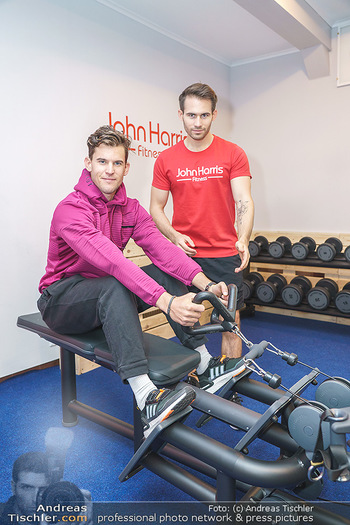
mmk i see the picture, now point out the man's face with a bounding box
[12,471,49,515]
[84,144,130,201]
[179,96,217,142]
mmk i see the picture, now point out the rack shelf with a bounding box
[247,231,350,326]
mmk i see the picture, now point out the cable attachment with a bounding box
[243,358,282,389]
[307,461,324,482]
[263,371,282,389]
[233,327,253,349]
[267,343,335,381]
[266,342,298,366]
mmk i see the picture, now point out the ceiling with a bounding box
[96,0,350,67]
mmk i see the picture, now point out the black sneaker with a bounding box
[141,386,196,438]
[194,356,246,394]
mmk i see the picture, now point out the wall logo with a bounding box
[108,112,185,159]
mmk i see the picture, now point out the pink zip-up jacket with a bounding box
[39,170,202,306]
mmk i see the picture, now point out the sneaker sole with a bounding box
[144,389,195,438]
[203,364,246,394]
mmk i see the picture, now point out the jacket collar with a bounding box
[74,169,128,207]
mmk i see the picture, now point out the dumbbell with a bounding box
[291,237,316,261]
[243,272,264,300]
[344,245,350,263]
[317,237,343,262]
[268,236,292,259]
[307,278,339,311]
[335,282,350,314]
[256,274,287,304]
[281,276,312,307]
[249,236,269,257]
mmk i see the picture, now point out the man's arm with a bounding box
[231,176,254,272]
[156,276,228,325]
[54,200,227,327]
[150,186,197,256]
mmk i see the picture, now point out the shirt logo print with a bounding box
[176,166,224,182]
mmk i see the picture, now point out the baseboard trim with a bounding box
[0,360,59,383]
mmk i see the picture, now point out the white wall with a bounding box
[229,31,350,234]
[3,1,348,378]
[0,0,231,377]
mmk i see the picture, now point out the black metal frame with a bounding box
[59,346,307,495]
[17,312,350,524]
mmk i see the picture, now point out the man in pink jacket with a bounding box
[38,126,246,437]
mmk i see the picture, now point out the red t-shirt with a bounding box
[152,136,251,257]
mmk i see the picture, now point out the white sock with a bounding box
[195,344,212,375]
[128,374,157,410]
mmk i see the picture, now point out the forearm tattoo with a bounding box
[236,200,249,225]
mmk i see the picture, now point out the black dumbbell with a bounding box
[243,272,264,300]
[256,274,287,304]
[249,236,269,257]
[291,237,316,261]
[344,245,350,263]
[268,236,292,259]
[317,237,343,262]
[335,282,350,314]
[281,276,312,307]
[307,278,339,311]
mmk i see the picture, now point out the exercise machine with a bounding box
[17,286,350,523]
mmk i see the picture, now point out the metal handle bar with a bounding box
[211,284,237,325]
[227,283,238,316]
[244,340,268,361]
[182,285,238,336]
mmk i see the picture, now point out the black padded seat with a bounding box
[17,313,200,385]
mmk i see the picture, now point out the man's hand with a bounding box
[235,239,250,273]
[208,282,229,306]
[157,292,204,325]
[169,293,205,325]
[173,232,197,256]
[191,274,229,306]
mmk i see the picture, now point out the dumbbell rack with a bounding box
[246,231,350,326]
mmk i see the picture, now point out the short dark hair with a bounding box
[12,452,49,483]
[179,83,218,113]
[87,125,132,162]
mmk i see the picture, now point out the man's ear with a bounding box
[212,109,218,121]
[178,109,183,121]
[84,157,92,172]
[11,480,15,495]
[124,163,130,177]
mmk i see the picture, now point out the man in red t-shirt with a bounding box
[151,83,254,360]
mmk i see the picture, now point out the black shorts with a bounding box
[189,254,244,310]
